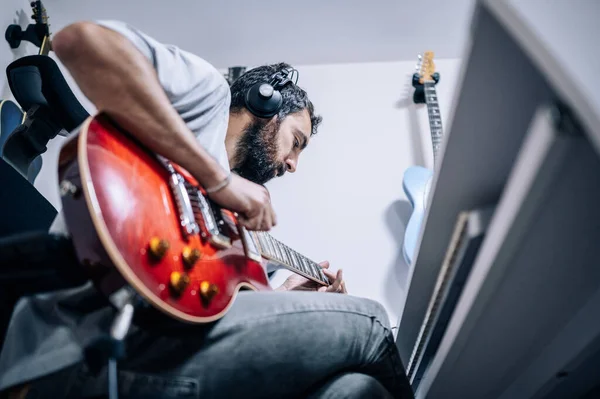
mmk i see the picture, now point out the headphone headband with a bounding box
[269,67,298,90]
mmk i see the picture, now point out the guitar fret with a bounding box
[272,238,286,263]
[264,234,291,268]
[301,256,318,278]
[284,246,305,276]
[256,232,266,254]
[313,261,327,283]
[288,248,312,278]
[424,82,443,165]
[282,244,294,266]
[291,250,307,274]
[294,250,312,276]
[257,232,271,257]
[268,235,281,262]
[264,234,278,259]
[256,233,326,285]
[283,245,297,268]
[314,261,327,282]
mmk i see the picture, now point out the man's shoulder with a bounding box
[95,20,230,104]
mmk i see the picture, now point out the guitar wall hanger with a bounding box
[5,1,50,52]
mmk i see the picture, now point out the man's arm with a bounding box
[51,22,276,231]
[52,22,225,188]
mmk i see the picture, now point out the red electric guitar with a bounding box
[58,113,328,323]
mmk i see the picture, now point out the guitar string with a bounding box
[185,187,326,282]
[424,81,443,164]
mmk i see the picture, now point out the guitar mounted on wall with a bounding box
[402,51,442,265]
[58,114,330,324]
[5,0,52,55]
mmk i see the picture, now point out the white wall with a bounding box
[266,59,462,324]
[39,0,475,68]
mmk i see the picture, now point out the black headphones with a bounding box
[244,67,299,118]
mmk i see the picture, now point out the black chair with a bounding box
[7,55,89,132]
[0,99,43,183]
[0,158,87,350]
[2,55,89,178]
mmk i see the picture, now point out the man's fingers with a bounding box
[323,269,336,282]
[261,209,272,231]
[318,260,330,269]
[269,205,277,227]
[327,270,343,293]
[240,212,265,231]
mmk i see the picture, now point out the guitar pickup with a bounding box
[168,172,199,238]
[185,182,231,248]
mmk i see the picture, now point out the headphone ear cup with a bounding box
[245,82,283,118]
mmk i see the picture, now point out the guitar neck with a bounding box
[424,81,443,165]
[251,231,329,285]
[39,35,51,56]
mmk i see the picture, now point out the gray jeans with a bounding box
[21,291,413,399]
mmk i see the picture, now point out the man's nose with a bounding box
[285,157,297,173]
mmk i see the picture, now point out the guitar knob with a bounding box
[170,271,190,295]
[59,180,80,198]
[199,281,219,303]
[148,237,169,259]
[182,246,201,268]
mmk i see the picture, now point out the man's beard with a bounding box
[231,119,286,185]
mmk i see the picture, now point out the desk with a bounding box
[395,1,600,397]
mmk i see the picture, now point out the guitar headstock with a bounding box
[31,1,50,35]
[5,0,50,51]
[225,66,247,85]
[412,51,440,104]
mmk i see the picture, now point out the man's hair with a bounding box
[229,62,322,136]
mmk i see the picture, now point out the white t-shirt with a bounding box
[0,20,232,390]
[97,20,231,172]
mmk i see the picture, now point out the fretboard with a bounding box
[252,231,329,286]
[424,81,443,165]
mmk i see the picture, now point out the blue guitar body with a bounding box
[0,99,43,183]
[402,166,433,265]
[402,52,441,266]
[0,100,23,149]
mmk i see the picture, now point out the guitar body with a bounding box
[58,114,271,324]
[402,52,441,266]
[402,166,432,265]
[0,99,44,183]
[0,100,23,149]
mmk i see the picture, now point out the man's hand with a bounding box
[208,174,276,231]
[276,261,348,293]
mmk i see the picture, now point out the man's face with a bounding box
[232,109,312,185]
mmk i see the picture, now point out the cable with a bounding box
[108,357,118,399]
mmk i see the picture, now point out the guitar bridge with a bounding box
[185,182,231,248]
